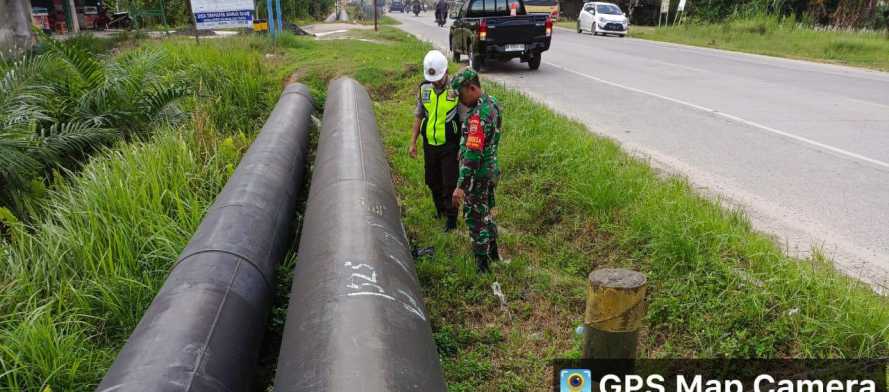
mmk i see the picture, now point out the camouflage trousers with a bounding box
[464,177,498,256]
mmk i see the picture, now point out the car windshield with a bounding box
[596,4,622,14]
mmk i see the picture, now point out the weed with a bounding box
[0,35,285,391]
[285,28,888,390]
[633,16,889,70]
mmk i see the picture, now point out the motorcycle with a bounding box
[95,9,133,30]
[435,9,446,27]
[412,2,421,16]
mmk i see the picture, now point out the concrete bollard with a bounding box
[581,268,647,359]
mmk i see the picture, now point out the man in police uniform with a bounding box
[450,68,501,273]
[409,50,461,232]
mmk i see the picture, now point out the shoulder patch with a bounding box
[447,89,458,101]
[421,85,432,103]
[465,114,485,151]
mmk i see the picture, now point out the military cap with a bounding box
[451,67,479,92]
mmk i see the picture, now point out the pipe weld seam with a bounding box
[280,89,315,103]
[174,249,273,290]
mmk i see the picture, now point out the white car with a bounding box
[577,2,628,37]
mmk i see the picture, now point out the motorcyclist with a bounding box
[435,0,448,26]
[412,0,422,15]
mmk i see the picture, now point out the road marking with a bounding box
[555,25,889,85]
[396,15,889,170]
[544,61,889,171]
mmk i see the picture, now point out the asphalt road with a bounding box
[390,12,889,290]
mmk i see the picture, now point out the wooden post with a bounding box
[185,0,199,44]
[581,268,647,359]
[373,0,378,31]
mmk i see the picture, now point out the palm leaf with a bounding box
[33,122,116,164]
[138,80,187,123]
[0,55,55,129]
[41,35,107,90]
[0,128,41,182]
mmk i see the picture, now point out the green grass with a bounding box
[632,16,889,71]
[283,27,889,390]
[0,35,294,391]
[3,26,888,392]
[556,20,577,30]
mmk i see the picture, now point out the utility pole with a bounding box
[65,0,80,33]
[0,0,35,57]
[373,0,378,31]
[265,0,276,35]
[274,0,283,34]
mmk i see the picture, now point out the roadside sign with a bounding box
[678,0,687,12]
[659,0,670,26]
[190,0,254,30]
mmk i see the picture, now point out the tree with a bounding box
[0,0,35,57]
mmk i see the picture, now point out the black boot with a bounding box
[489,240,500,262]
[475,254,490,273]
[444,215,457,232]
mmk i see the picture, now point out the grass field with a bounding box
[282,28,889,390]
[637,17,889,71]
[558,16,889,71]
[0,35,295,391]
[3,26,888,392]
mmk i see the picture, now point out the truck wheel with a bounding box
[470,48,483,72]
[528,53,541,70]
[577,21,581,33]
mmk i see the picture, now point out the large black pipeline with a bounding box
[273,78,447,391]
[97,84,315,392]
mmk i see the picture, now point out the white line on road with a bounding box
[395,17,889,171]
[544,61,889,171]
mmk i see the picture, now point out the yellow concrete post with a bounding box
[582,268,647,359]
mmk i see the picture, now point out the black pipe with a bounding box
[97,84,315,392]
[273,77,447,392]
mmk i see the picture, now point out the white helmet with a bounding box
[423,50,448,82]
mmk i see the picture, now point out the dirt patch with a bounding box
[284,68,307,87]
[302,23,373,37]
[465,284,578,391]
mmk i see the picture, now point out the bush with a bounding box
[0,37,187,217]
[0,35,282,391]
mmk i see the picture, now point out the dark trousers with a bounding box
[424,143,458,219]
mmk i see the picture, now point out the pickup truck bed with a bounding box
[449,0,553,71]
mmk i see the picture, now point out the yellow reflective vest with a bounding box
[420,83,460,146]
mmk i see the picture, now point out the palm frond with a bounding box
[0,55,55,129]
[41,36,107,90]
[0,129,41,181]
[33,122,116,164]
[138,80,188,123]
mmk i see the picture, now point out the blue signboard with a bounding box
[190,0,254,29]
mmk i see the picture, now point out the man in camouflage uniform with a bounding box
[450,68,501,273]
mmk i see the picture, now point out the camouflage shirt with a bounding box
[457,93,502,190]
